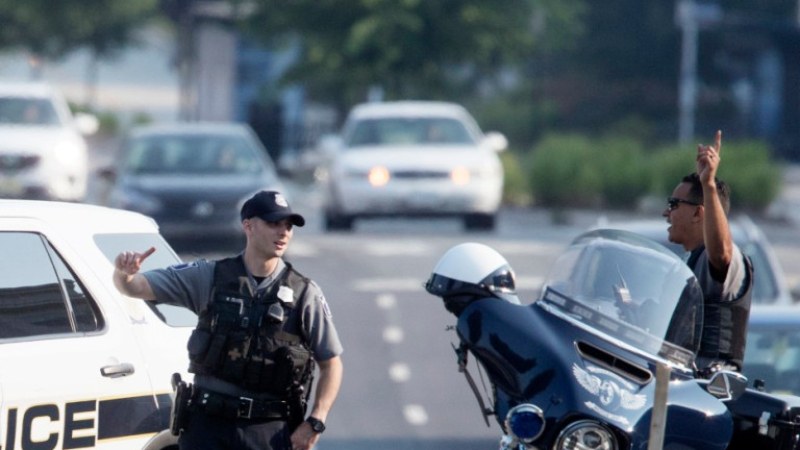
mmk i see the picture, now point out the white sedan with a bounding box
[0,200,195,449]
[0,82,98,202]
[322,101,507,231]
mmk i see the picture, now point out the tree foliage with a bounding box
[0,0,158,60]
[241,0,585,109]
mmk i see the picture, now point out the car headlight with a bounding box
[450,166,471,185]
[53,140,85,168]
[368,166,390,187]
[554,420,618,450]
[505,404,545,444]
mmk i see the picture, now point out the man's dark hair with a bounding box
[682,173,731,214]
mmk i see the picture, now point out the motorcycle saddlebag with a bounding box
[725,389,800,450]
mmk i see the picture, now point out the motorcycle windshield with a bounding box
[539,229,702,367]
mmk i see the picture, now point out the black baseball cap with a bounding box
[240,191,305,227]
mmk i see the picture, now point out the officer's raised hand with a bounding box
[113,247,157,300]
[115,246,156,275]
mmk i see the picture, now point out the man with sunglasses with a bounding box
[663,130,753,376]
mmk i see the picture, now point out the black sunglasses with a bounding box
[667,197,701,211]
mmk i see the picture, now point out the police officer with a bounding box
[663,130,753,374]
[113,190,343,450]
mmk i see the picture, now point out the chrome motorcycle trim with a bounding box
[575,341,653,384]
[553,420,619,450]
[504,403,546,443]
[573,363,647,412]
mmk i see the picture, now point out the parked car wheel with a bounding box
[464,213,496,231]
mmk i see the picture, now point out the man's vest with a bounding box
[186,256,314,398]
[688,246,754,370]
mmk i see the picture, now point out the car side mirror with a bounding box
[482,132,508,152]
[791,282,800,303]
[74,112,99,136]
[706,370,748,401]
[97,166,117,182]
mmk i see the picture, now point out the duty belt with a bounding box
[192,388,290,420]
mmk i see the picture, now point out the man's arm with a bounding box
[308,355,343,423]
[113,247,157,300]
[697,130,733,280]
[291,355,343,450]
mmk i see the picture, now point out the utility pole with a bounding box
[162,0,197,121]
[675,0,722,145]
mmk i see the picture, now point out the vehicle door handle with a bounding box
[100,362,135,378]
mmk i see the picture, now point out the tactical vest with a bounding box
[688,246,754,370]
[186,256,315,397]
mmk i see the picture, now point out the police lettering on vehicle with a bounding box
[2,394,170,450]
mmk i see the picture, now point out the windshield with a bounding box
[344,117,476,148]
[538,229,702,366]
[0,97,61,126]
[124,133,269,175]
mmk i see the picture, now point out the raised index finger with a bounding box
[714,129,722,154]
[140,246,156,261]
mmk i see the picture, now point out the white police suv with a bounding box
[0,199,197,449]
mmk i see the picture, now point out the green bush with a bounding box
[527,133,603,208]
[500,150,532,206]
[647,140,782,212]
[714,140,781,212]
[646,144,695,198]
[591,135,649,209]
[516,133,783,213]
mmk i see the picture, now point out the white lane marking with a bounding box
[354,276,544,292]
[364,242,431,256]
[287,240,562,259]
[493,241,565,255]
[383,326,404,344]
[375,293,397,309]
[389,362,411,383]
[286,241,317,257]
[354,278,424,292]
[403,404,429,426]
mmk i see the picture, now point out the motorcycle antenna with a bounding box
[614,265,632,304]
[452,342,493,427]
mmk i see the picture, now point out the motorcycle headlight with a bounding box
[554,420,618,450]
[505,404,545,443]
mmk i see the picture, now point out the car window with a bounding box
[0,97,61,125]
[744,324,800,393]
[739,241,779,304]
[0,232,102,340]
[93,233,198,327]
[346,118,475,147]
[125,134,266,175]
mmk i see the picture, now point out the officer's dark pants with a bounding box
[179,410,291,450]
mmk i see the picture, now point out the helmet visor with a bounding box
[481,266,520,304]
[425,264,519,304]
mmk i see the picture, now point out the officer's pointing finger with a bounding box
[140,246,156,261]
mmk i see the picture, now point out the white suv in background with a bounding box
[0,82,98,202]
[0,200,196,449]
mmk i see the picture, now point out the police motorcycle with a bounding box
[425,230,800,450]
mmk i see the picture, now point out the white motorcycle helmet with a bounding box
[425,243,520,315]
